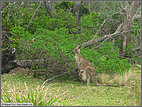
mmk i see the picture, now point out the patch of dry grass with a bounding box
[97,73,111,84]
[126,67,141,106]
[96,69,139,87]
[96,67,141,106]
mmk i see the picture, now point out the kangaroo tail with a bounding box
[86,66,120,87]
[98,83,120,87]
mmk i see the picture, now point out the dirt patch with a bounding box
[9,67,30,75]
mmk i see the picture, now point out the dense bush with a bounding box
[27,9,77,34]
[80,43,130,74]
[55,1,89,15]
[3,2,140,75]
[81,12,103,36]
[10,25,130,74]
[55,1,73,11]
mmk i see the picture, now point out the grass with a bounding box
[2,84,60,106]
[1,66,141,106]
[96,68,139,86]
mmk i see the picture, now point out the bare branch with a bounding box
[119,2,127,13]
[133,46,141,51]
[132,14,141,21]
[91,37,110,50]
[86,10,122,39]
[82,23,123,48]
[29,1,42,23]
[2,30,19,38]
[82,1,140,49]
[94,19,107,39]
[44,1,53,18]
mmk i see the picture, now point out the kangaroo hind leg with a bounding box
[86,67,98,86]
[87,74,90,86]
[86,67,92,86]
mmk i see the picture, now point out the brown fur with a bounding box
[73,45,118,87]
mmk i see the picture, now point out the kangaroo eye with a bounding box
[80,71,83,73]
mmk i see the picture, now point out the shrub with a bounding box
[8,7,131,75]
[1,83,62,106]
[80,42,130,74]
[55,1,73,11]
[55,1,89,15]
[11,26,130,74]
[81,12,103,36]
[28,9,77,34]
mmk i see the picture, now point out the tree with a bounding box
[81,1,140,57]
[44,1,54,18]
[73,1,82,26]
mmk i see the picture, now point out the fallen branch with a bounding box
[42,72,71,86]
[13,59,45,68]
[2,30,19,38]
[2,30,21,44]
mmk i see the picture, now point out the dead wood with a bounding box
[2,47,18,74]
[13,59,45,68]
[81,1,140,50]
[42,72,71,85]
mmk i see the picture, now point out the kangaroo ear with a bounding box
[77,45,79,48]
[78,48,80,53]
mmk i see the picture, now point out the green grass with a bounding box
[48,82,128,106]
[1,67,141,106]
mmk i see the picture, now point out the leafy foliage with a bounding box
[2,1,140,75]
[1,69,141,106]
[55,1,73,11]
[11,25,130,74]
[55,1,89,15]
[1,83,61,106]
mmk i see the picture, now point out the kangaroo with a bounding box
[72,45,118,87]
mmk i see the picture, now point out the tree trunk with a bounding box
[88,2,90,13]
[77,2,82,26]
[73,1,82,25]
[81,1,140,51]
[44,1,54,18]
[119,1,140,56]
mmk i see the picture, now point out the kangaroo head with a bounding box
[72,45,82,53]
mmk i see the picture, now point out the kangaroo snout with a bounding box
[72,50,75,53]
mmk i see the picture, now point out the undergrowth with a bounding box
[1,83,62,106]
[1,66,141,106]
